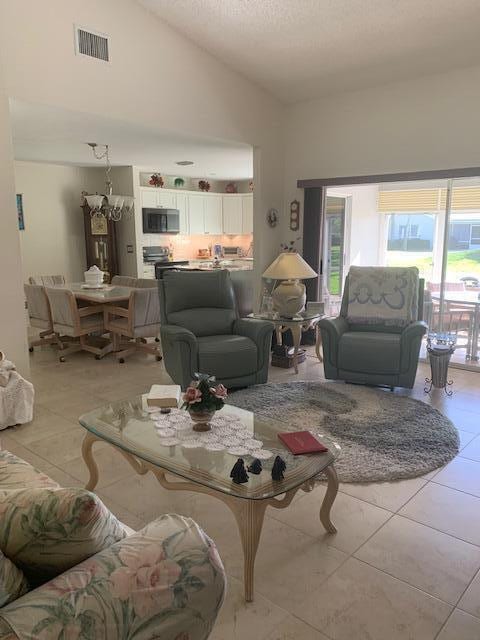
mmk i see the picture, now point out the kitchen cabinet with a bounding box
[204,195,223,234]
[242,194,253,234]
[175,192,189,234]
[222,196,243,235]
[140,189,176,209]
[140,188,253,236]
[141,190,158,208]
[188,194,205,234]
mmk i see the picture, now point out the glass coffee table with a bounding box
[79,399,340,602]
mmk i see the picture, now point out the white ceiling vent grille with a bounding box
[75,26,109,62]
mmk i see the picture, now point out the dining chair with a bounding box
[104,288,162,363]
[45,288,111,362]
[111,275,136,287]
[426,282,475,358]
[134,278,158,288]
[24,284,64,351]
[28,275,66,286]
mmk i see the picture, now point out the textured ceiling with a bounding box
[10,100,253,179]
[139,0,480,103]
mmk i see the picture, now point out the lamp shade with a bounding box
[263,251,317,280]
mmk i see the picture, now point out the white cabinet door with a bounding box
[157,191,176,208]
[141,189,158,208]
[204,195,223,234]
[188,194,205,234]
[222,196,243,235]
[175,192,189,234]
[242,194,253,234]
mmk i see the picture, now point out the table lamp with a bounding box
[263,251,317,317]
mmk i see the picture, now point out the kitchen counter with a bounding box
[186,258,253,271]
[141,258,253,279]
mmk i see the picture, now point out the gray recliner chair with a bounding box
[159,270,274,389]
[319,270,427,389]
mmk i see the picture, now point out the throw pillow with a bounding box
[0,550,28,606]
[0,487,128,583]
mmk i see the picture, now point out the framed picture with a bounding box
[16,194,24,230]
[91,215,108,236]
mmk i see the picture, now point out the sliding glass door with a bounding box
[322,177,480,370]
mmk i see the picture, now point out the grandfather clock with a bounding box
[82,203,119,282]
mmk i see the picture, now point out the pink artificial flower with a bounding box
[78,496,105,525]
[44,563,96,595]
[111,543,182,617]
[184,386,202,404]
[211,384,227,399]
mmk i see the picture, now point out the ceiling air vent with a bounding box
[75,26,109,62]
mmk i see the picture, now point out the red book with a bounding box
[278,431,329,455]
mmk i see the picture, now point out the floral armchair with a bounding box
[0,450,226,640]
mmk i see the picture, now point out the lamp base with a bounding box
[272,280,306,318]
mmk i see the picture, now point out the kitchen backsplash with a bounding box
[142,233,253,259]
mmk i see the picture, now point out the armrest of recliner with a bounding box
[400,321,428,372]
[400,320,428,343]
[160,325,199,388]
[318,316,349,368]
[233,318,274,343]
[233,318,274,372]
[160,324,197,346]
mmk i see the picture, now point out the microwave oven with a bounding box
[142,208,180,234]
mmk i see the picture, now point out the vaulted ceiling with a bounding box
[139,0,480,103]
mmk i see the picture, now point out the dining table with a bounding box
[431,290,480,361]
[61,282,135,305]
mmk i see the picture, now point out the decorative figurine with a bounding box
[271,455,286,481]
[247,459,262,475]
[230,458,249,484]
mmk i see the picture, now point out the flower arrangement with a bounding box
[149,173,164,188]
[225,182,237,194]
[182,373,227,413]
[280,237,301,252]
[198,180,211,192]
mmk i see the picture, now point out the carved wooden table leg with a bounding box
[320,464,338,533]
[290,323,303,374]
[229,498,268,602]
[81,432,100,491]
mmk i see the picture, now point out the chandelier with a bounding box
[81,143,134,221]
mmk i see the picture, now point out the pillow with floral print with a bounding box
[0,488,128,584]
[0,549,28,606]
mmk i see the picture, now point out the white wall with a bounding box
[0,65,29,374]
[328,185,380,271]
[14,161,93,283]
[0,0,286,367]
[0,0,285,280]
[284,64,480,245]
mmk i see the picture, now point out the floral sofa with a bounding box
[0,450,226,639]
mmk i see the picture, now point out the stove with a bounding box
[143,245,169,263]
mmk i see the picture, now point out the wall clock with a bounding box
[290,200,300,231]
[267,208,278,228]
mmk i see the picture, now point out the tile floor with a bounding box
[4,345,480,640]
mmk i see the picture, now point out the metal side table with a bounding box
[424,333,456,396]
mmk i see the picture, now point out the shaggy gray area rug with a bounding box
[226,381,459,483]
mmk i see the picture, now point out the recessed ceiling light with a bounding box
[176,160,194,166]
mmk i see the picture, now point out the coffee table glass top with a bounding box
[79,399,339,500]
